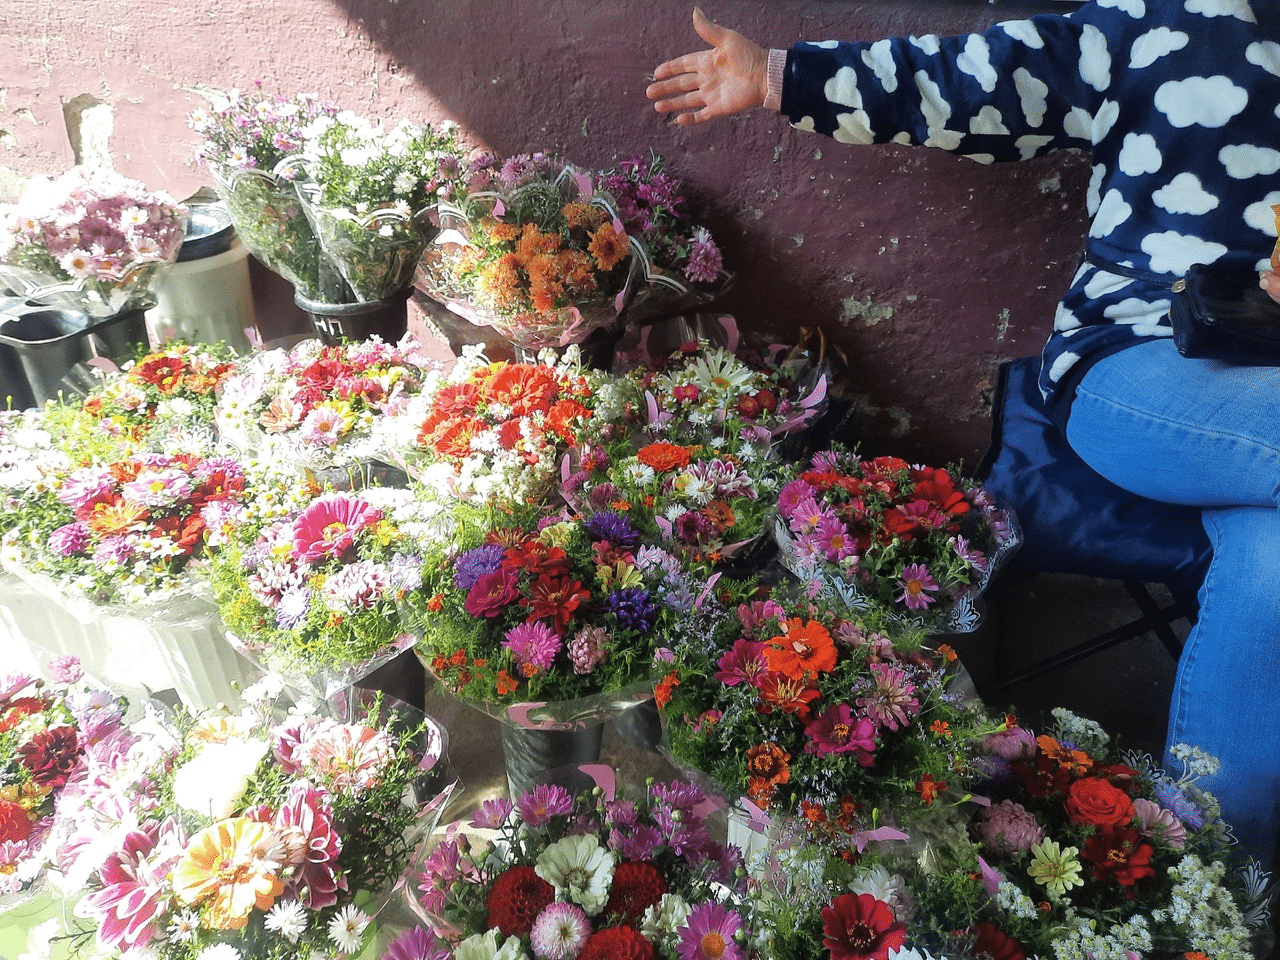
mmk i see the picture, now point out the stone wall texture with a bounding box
[0,0,1090,464]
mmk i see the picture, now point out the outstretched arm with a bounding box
[646,8,770,126]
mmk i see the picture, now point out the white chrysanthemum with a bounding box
[848,864,916,923]
[327,904,371,953]
[641,892,692,942]
[535,833,616,916]
[171,738,269,819]
[264,900,309,942]
[196,944,243,960]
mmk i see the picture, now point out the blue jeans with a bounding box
[1066,338,1280,870]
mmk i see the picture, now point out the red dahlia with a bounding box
[17,725,81,790]
[579,926,656,960]
[486,865,554,936]
[604,860,668,927]
[0,799,33,845]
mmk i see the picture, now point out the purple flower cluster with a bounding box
[452,543,505,589]
[605,587,659,633]
[582,510,640,549]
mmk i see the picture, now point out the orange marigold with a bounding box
[588,221,629,271]
[655,671,680,709]
[637,442,693,473]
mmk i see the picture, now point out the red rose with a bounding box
[0,799,33,845]
[1064,777,1135,827]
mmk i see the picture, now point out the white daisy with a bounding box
[534,833,616,917]
[263,900,309,943]
[327,903,370,953]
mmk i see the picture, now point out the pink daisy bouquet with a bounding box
[0,654,128,905]
[48,682,452,960]
[397,777,758,960]
[0,449,250,609]
[0,165,186,317]
[403,501,708,724]
[206,483,446,696]
[771,448,1017,632]
[214,335,438,478]
[656,582,990,860]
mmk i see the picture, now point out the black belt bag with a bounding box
[1168,262,1280,364]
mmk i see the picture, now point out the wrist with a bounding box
[763,47,786,111]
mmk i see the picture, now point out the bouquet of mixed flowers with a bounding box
[190,84,339,299]
[400,777,756,960]
[0,165,186,317]
[0,448,250,609]
[214,336,436,478]
[374,348,614,510]
[0,655,128,904]
[207,483,444,696]
[42,340,240,459]
[402,502,707,725]
[772,447,1017,632]
[417,153,640,351]
[564,337,827,572]
[656,583,989,859]
[292,111,465,303]
[49,681,453,960]
[597,153,731,324]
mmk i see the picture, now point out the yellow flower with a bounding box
[1027,838,1084,897]
[597,560,643,592]
[172,817,284,930]
[538,522,576,549]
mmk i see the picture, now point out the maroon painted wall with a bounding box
[0,0,1089,465]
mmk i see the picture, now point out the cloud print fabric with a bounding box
[776,0,1280,407]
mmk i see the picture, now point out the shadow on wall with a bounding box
[319,0,1091,463]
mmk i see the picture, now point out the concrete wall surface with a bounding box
[0,0,1091,465]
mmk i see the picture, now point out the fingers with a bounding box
[692,7,725,45]
[651,90,707,115]
[646,72,701,101]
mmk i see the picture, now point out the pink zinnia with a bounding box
[465,567,521,618]
[291,494,381,564]
[896,563,939,611]
[804,703,877,762]
[715,639,768,687]
[503,621,562,675]
[678,901,743,960]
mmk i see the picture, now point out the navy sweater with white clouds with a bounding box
[777,0,1280,406]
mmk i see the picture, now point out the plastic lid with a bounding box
[178,203,235,261]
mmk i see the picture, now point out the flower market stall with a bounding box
[0,124,1272,960]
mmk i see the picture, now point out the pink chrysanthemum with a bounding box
[569,625,611,675]
[530,901,592,960]
[678,901,744,960]
[856,663,920,732]
[503,621,562,676]
[516,783,574,828]
[976,800,1045,855]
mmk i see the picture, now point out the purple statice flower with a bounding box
[583,510,641,549]
[1154,781,1206,830]
[686,227,727,284]
[609,823,665,862]
[896,563,940,611]
[276,589,311,631]
[502,621,561,676]
[605,587,660,633]
[469,797,514,829]
[715,639,767,687]
[568,624,610,675]
[92,536,134,566]
[516,783,573,828]
[452,543,506,590]
[56,466,114,511]
[388,553,423,592]
[384,927,452,960]
[47,521,90,557]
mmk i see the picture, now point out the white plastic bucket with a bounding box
[147,235,257,353]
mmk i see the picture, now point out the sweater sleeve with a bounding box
[778,5,1118,163]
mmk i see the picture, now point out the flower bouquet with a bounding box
[416,153,640,352]
[401,777,757,960]
[597,153,732,325]
[0,655,128,906]
[373,348,613,511]
[214,336,436,480]
[206,483,443,697]
[656,582,989,863]
[291,111,465,304]
[771,448,1018,633]
[0,165,186,318]
[48,680,454,960]
[190,85,339,299]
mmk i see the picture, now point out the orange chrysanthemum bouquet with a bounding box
[417,153,641,352]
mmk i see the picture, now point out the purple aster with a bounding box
[776,477,816,517]
[609,823,665,861]
[383,927,452,960]
[816,514,857,563]
[469,797,514,829]
[47,521,90,557]
[897,563,940,611]
[786,496,829,535]
[502,621,562,675]
[1154,781,1206,830]
[604,798,641,829]
[951,535,991,575]
[605,587,660,633]
[583,510,641,548]
[452,543,506,589]
[515,783,573,828]
[276,588,311,630]
[678,901,744,960]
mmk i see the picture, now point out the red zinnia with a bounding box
[966,922,1027,960]
[18,725,81,790]
[0,799,33,845]
[486,865,554,936]
[604,860,668,927]
[1082,826,1156,892]
[820,893,907,960]
[579,926,655,960]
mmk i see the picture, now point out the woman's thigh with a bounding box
[1065,339,1280,507]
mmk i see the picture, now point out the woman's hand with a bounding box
[646,8,769,125]
[1261,271,1280,306]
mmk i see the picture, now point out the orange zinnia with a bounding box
[637,442,693,473]
[87,499,149,538]
[765,618,837,680]
[172,817,284,929]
